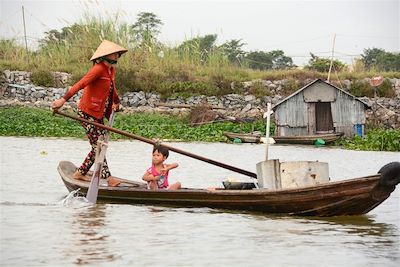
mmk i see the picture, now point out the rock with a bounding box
[32,91,45,99]
[242,81,253,89]
[244,95,256,102]
[3,70,11,82]
[242,103,252,113]
[342,79,351,89]
[268,84,277,89]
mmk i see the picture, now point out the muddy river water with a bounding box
[0,137,399,266]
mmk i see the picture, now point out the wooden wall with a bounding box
[274,81,366,138]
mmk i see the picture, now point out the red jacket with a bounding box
[63,62,120,120]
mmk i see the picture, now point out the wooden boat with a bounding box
[223,131,261,143]
[273,132,344,145]
[58,161,400,217]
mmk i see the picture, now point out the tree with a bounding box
[41,24,82,46]
[305,53,346,72]
[245,51,273,70]
[376,52,400,71]
[361,48,386,69]
[43,29,64,43]
[178,34,218,63]
[361,48,400,71]
[131,12,163,45]
[219,39,247,66]
[269,50,294,70]
[244,50,294,70]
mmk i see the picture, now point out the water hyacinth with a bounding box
[0,107,398,151]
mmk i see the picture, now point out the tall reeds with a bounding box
[0,14,398,97]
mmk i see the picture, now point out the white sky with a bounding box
[0,0,399,66]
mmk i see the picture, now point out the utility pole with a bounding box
[327,33,336,82]
[22,5,29,65]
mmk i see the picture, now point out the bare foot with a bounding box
[85,170,94,177]
[168,182,181,190]
[72,170,91,182]
[107,176,121,187]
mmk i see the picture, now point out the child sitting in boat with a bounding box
[142,145,182,190]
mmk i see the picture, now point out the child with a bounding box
[142,145,182,190]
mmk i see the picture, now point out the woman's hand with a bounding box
[112,103,120,111]
[51,98,66,110]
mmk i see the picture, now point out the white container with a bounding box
[256,160,330,189]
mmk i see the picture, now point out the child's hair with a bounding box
[153,145,169,158]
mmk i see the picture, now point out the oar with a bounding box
[86,110,116,203]
[54,110,257,178]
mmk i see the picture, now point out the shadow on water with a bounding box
[246,211,398,243]
[81,198,398,238]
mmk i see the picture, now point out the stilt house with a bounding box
[272,79,369,138]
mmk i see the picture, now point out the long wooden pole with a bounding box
[22,6,29,65]
[54,110,257,178]
[327,33,336,82]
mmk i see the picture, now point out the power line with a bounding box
[0,6,21,22]
[263,35,332,48]
[336,33,397,39]
[23,7,54,31]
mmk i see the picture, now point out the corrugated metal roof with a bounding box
[272,79,370,110]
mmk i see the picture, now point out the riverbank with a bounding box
[0,107,399,151]
[1,69,400,129]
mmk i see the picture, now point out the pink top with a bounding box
[146,164,169,189]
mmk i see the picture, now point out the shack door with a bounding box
[315,102,334,133]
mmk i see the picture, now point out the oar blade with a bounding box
[84,111,115,204]
[86,165,101,203]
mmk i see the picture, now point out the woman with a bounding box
[52,40,127,187]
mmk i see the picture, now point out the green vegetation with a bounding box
[31,69,55,87]
[1,13,399,98]
[0,107,84,137]
[362,48,400,72]
[349,78,395,98]
[0,107,268,142]
[305,53,346,72]
[336,129,400,152]
[0,107,398,151]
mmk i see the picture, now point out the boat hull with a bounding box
[58,161,399,217]
[223,132,261,143]
[273,133,344,145]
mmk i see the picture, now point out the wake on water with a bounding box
[60,189,94,208]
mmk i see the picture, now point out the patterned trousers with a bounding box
[77,110,111,179]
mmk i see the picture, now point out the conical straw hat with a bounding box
[90,40,128,61]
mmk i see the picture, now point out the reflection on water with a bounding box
[1,137,399,266]
[66,204,116,265]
